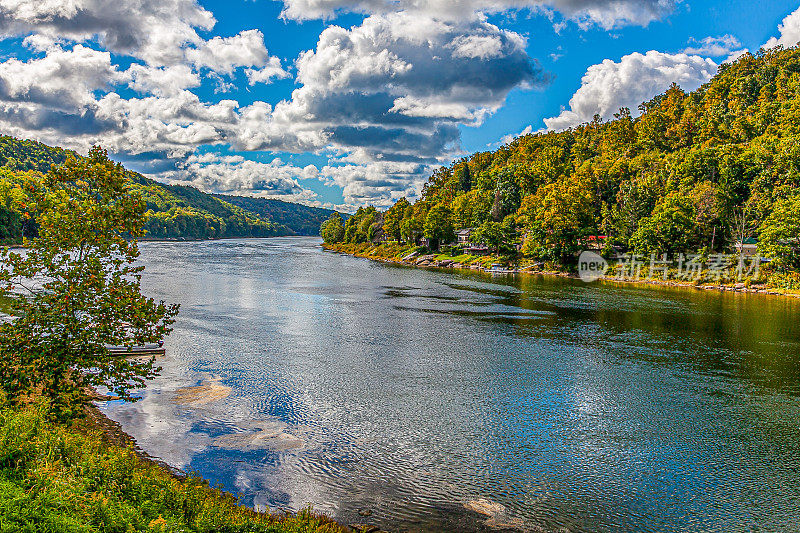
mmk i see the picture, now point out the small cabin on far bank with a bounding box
[735,237,758,257]
[582,235,607,251]
[465,244,489,255]
[455,228,488,254]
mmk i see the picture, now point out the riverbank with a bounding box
[323,242,800,299]
[0,402,348,533]
[89,392,522,533]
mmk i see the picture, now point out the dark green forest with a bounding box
[324,46,800,287]
[214,194,339,236]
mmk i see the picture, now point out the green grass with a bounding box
[0,295,14,316]
[324,241,418,260]
[0,404,345,533]
[433,253,475,264]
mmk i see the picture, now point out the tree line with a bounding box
[323,45,800,286]
[0,136,294,243]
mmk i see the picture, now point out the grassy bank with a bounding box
[0,404,345,533]
[323,242,512,270]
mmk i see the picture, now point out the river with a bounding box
[101,237,800,532]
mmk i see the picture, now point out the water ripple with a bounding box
[101,238,800,533]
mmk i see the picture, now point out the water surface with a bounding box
[102,237,800,532]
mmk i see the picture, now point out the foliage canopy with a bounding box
[0,148,179,419]
[348,46,800,272]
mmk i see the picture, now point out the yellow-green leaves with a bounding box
[0,147,179,420]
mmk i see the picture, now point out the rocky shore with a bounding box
[325,244,800,299]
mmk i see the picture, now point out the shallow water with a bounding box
[102,237,800,532]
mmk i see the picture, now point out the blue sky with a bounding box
[0,1,798,211]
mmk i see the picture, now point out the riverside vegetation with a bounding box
[0,404,344,533]
[0,149,342,533]
[322,46,800,292]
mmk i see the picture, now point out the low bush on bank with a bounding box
[324,241,419,260]
[0,404,344,533]
[766,271,800,291]
[434,253,474,264]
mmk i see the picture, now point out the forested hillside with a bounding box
[215,194,339,236]
[327,46,800,286]
[0,136,340,241]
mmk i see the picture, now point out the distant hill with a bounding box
[214,194,339,236]
[0,136,72,174]
[0,136,302,242]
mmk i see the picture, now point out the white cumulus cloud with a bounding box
[0,43,124,110]
[320,160,429,206]
[279,0,680,30]
[543,50,717,131]
[245,58,293,85]
[764,5,800,50]
[126,64,201,96]
[165,152,321,203]
[236,12,541,165]
[0,0,216,66]
[683,34,743,57]
[185,29,288,78]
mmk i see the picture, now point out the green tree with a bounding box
[456,163,472,192]
[518,177,595,263]
[383,197,409,241]
[320,212,345,243]
[759,195,800,270]
[630,192,696,257]
[451,194,474,230]
[690,181,723,251]
[499,215,519,255]
[471,216,518,255]
[344,208,361,242]
[491,168,521,221]
[0,148,179,420]
[606,174,660,248]
[358,211,377,242]
[342,206,377,243]
[423,203,455,249]
[400,210,423,245]
[471,219,503,254]
[452,189,492,229]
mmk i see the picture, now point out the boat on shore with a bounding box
[106,341,165,357]
[485,263,516,274]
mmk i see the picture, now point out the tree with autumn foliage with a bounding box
[382,197,410,241]
[517,177,595,263]
[370,46,800,275]
[0,147,179,420]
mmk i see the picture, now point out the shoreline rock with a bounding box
[172,379,233,406]
[324,244,800,300]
